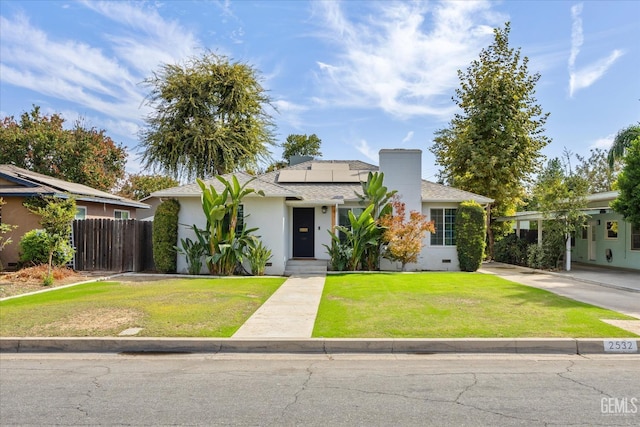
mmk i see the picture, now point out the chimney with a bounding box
[378,149,422,216]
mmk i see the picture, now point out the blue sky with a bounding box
[1,0,638,180]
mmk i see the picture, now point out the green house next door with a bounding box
[293,207,314,258]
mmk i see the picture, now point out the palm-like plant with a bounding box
[195,175,263,275]
[608,124,640,168]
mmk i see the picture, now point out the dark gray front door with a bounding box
[293,208,314,258]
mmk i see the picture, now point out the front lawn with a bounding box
[0,277,285,337]
[313,273,637,338]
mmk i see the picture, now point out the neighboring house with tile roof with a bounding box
[0,164,149,269]
[142,149,493,275]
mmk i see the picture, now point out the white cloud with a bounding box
[312,0,502,119]
[271,99,310,129]
[401,131,414,144]
[567,4,624,97]
[568,3,583,70]
[0,3,201,133]
[355,139,378,162]
[569,49,624,97]
[590,134,614,150]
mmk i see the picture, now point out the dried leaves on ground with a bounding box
[0,265,92,298]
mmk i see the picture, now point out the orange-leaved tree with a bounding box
[379,196,435,271]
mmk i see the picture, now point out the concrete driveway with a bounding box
[479,262,640,323]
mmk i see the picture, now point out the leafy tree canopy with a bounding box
[611,137,640,227]
[282,134,322,163]
[0,106,127,192]
[139,52,276,180]
[574,148,620,194]
[117,174,179,200]
[430,22,550,255]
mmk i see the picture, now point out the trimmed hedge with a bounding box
[153,199,180,273]
[455,201,486,272]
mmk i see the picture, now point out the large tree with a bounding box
[430,23,550,256]
[282,134,322,163]
[117,174,179,201]
[574,148,620,194]
[139,53,276,180]
[611,137,640,227]
[0,106,127,192]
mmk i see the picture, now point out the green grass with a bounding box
[312,273,638,338]
[0,278,284,337]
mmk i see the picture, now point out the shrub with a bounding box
[324,233,351,271]
[455,201,486,272]
[19,229,74,267]
[247,238,272,276]
[494,233,529,266]
[153,199,180,273]
[527,244,545,269]
[175,237,205,275]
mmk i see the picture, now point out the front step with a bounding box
[284,259,328,276]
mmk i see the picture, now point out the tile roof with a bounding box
[0,164,149,209]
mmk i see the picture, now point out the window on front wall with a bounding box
[431,208,457,246]
[114,210,130,220]
[632,224,640,251]
[222,204,244,234]
[75,206,87,220]
[338,207,365,241]
[606,221,618,239]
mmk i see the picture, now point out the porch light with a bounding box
[321,205,328,214]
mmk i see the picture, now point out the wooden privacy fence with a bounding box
[72,219,154,272]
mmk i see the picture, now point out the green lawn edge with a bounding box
[312,272,638,338]
[0,277,285,337]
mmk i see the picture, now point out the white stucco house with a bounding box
[140,149,493,275]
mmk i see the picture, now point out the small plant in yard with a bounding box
[247,237,272,276]
[379,197,435,271]
[323,233,351,271]
[23,196,76,285]
[175,237,205,275]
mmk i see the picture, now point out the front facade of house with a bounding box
[572,192,640,270]
[143,149,493,275]
[0,165,148,269]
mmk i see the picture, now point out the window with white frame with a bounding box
[337,207,365,241]
[430,208,457,246]
[632,224,640,251]
[114,210,130,220]
[75,206,87,220]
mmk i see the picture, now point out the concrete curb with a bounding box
[1,337,637,355]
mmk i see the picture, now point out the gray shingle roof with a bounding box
[0,164,149,208]
[149,171,301,199]
[147,159,493,204]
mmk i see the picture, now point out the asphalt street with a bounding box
[1,353,638,426]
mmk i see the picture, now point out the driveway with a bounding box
[479,262,640,321]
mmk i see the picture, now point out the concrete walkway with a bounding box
[232,274,326,338]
